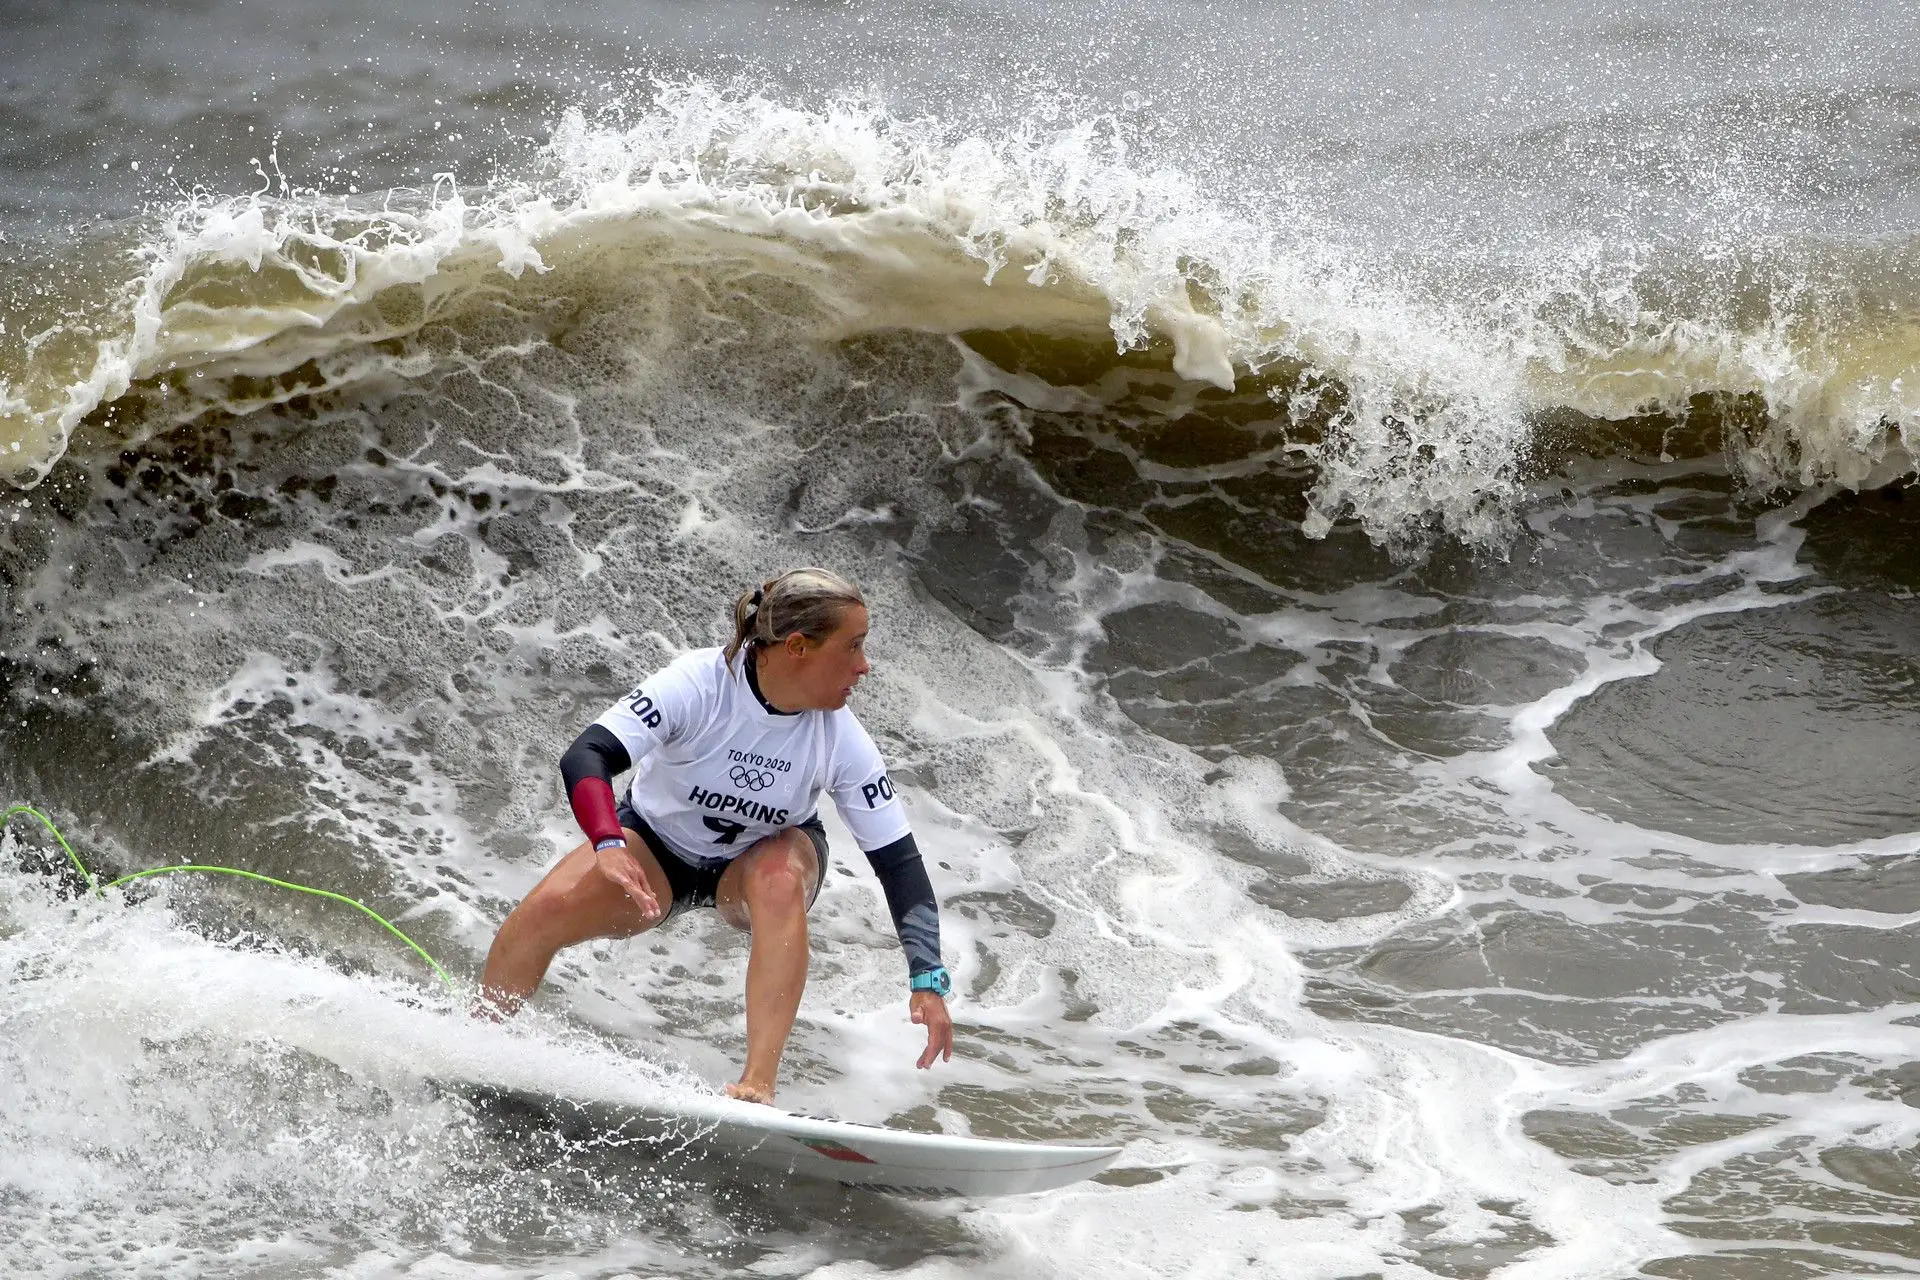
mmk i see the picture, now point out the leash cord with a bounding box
[3,803,455,995]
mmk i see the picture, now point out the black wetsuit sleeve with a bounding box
[863,833,943,977]
[560,724,632,793]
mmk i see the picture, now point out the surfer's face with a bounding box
[786,604,870,710]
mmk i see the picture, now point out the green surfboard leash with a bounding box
[3,803,455,995]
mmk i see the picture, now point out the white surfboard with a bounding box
[459,1084,1123,1196]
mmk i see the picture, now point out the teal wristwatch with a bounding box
[909,966,952,998]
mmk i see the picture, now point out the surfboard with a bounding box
[457,1083,1123,1196]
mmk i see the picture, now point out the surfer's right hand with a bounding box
[596,843,661,919]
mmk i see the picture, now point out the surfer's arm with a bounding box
[862,834,944,977]
[825,715,935,970]
[561,725,633,848]
[854,832,952,1069]
[826,714,952,1063]
[559,724,663,916]
[864,835,954,1068]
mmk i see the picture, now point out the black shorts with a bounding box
[615,798,829,921]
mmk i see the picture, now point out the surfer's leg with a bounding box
[478,826,674,1016]
[714,827,822,1103]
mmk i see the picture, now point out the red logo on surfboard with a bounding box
[799,1138,877,1164]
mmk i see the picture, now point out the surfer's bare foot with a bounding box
[725,1079,777,1105]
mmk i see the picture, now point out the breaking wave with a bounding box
[5,81,1917,551]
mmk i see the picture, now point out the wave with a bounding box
[4,81,1918,550]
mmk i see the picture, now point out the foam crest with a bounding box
[7,82,1919,553]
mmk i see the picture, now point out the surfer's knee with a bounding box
[721,828,815,927]
[751,832,816,906]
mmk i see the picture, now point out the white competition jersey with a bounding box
[595,646,911,866]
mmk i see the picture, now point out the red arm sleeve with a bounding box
[561,724,632,847]
[569,776,625,848]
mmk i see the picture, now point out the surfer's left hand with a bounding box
[910,991,953,1068]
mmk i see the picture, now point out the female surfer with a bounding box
[479,567,953,1103]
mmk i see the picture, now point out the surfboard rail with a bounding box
[452,1082,1123,1197]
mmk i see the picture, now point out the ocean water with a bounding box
[3,2,1919,1276]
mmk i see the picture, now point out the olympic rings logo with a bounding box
[730,765,775,791]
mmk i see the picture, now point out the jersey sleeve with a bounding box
[826,712,913,852]
[592,652,708,764]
